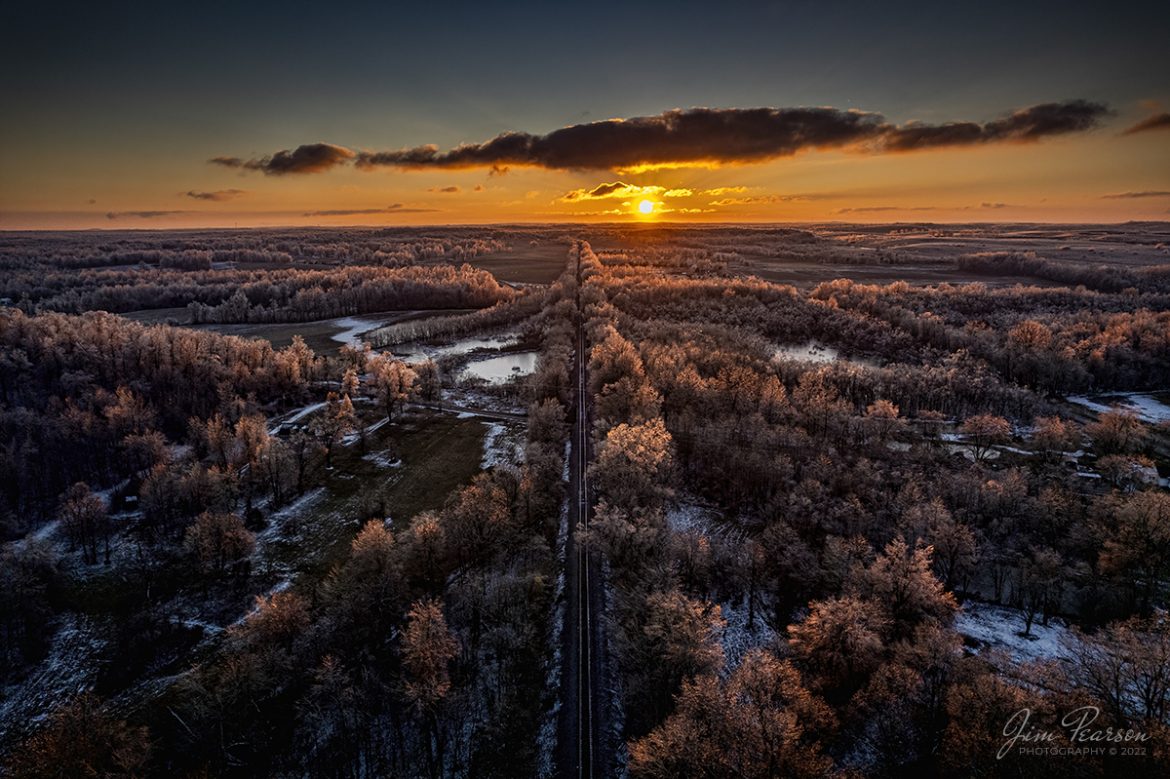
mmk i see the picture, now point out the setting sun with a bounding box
[637,199,654,214]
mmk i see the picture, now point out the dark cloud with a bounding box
[836,206,937,214]
[215,101,1111,176]
[561,181,665,201]
[981,202,1008,209]
[86,198,97,205]
[106,210,188,220]
[1101,190,1170,199]
[1122,112,1170,135]
[428,185,461,193]
[185,189,246,201]
[302,204,437,216]
[876,100,1109,152]
[355,107,889,171]
[210,143,355,175]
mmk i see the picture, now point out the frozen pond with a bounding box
[460,351,538,384]
[331,317,386,346]
[392,332,520,361]
[1067,392,1170,424]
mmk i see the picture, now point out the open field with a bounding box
[189,309,468,353]
[419,236,569,284]
[266,408,489,580]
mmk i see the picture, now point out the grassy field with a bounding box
[423,239,569,284]
[264,408,489,582]
[120,306,191,324]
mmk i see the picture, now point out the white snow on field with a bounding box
[0,613,109,745]
[255,487,327,545]
[666,502,720,534]
[329,316,384,345]
[955,601,1077,665]
[719,598,777,675]
[361,450,402,469]
[341,416,389,445]
[268,400,327,434]
[481,421,525,469]
[1067,393,1170,424]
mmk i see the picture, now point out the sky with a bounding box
[2,0,1168,229]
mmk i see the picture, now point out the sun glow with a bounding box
[638,199,654,214]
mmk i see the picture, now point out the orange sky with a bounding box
[3,2,1168,230]
[4,125,1168,230]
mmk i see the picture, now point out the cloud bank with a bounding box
[185,189,246,201]
[876,101,1108,151]
[106,210,189,220]
[211,143,355,175]
[1101,190,1170,199]
[211,101,1111,176]
[1122,112,1170,135]
[560,181,667,201]
[302,204,437,216]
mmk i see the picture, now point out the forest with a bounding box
[1,224,1169,777]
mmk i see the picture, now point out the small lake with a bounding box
[393,332,520,361]
[460,351,538,384]
[1067,392,1170,424]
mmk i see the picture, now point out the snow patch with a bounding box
[1068,393,1170,424]
[481,421,525,469]
[361,450,402,469]
[955,601,1077,665]
[329,316,385,346]
[719,597,777,675]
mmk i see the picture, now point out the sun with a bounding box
[637,199,654,215]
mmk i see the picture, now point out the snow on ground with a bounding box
[955,601,1077,665]
[481,421,525,469]
[719,597,777,675]
[268,400,327,434]
[26,518,60,544]
[361,450,402,469]
[1068,392,1170,424]
[329,316,385,346]
[538,462,571,779]
[667,500,769,671]
[391,331,520,361]
[666,502,721,534]
[666,500,747,543]
[445,386,528,416]
[254,487,327,546]
[0,613,109,745]
[341,416,390,445]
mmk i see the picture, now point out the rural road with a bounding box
[556,243,608,778]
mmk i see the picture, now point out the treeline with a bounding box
[187,265,514,324]
[0,309,322,522]
[814,278,1170,391]
[959,251,1170,294]
[0,229,510,272]
[365,287,548,348]
[578,243,1170,776]
[4,264,514,320]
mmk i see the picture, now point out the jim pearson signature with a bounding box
[999,706,1151,759]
